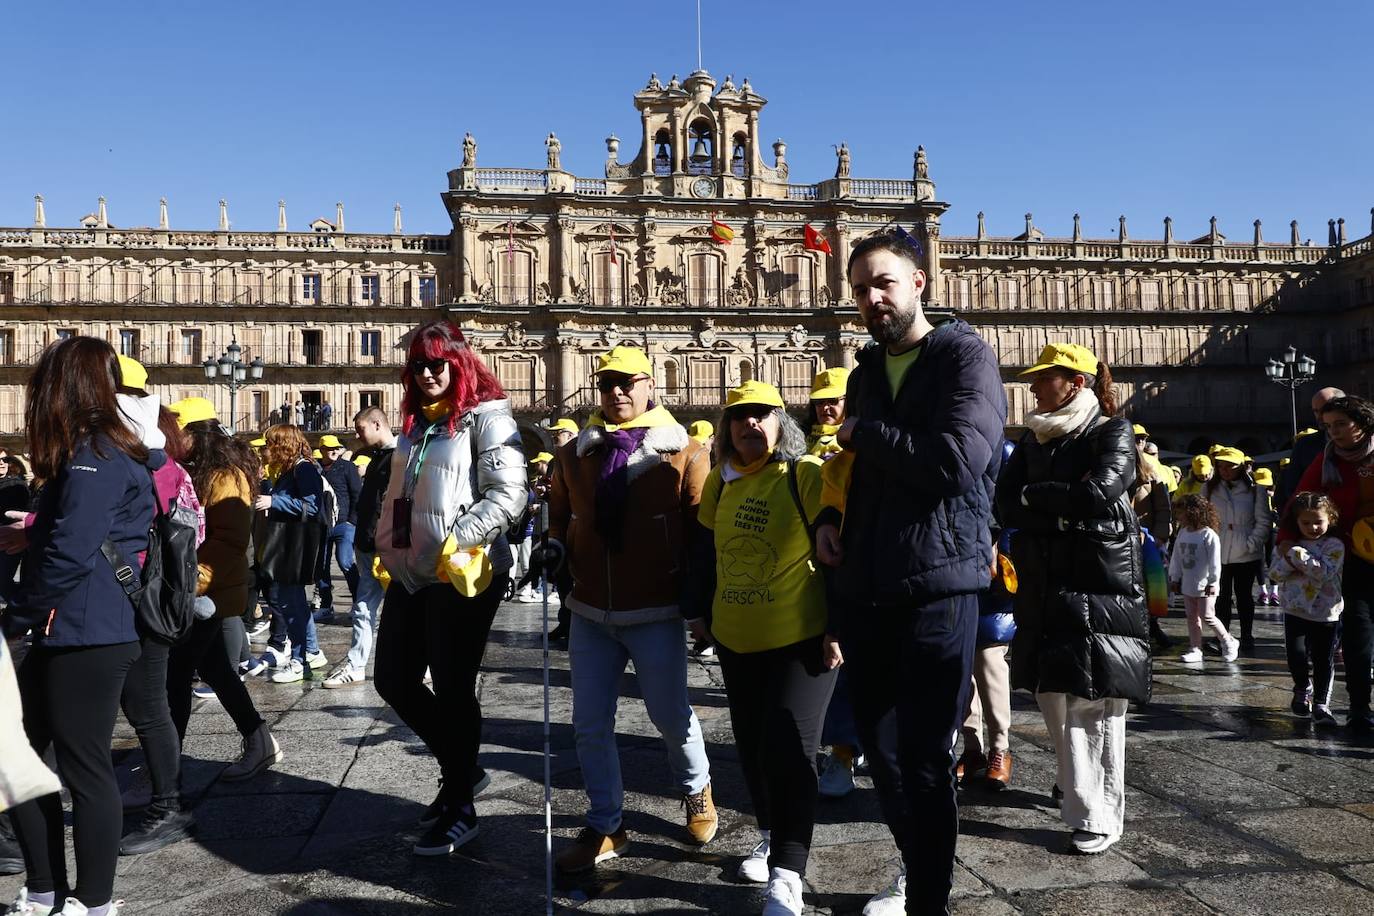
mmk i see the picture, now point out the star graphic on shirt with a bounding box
[722,536,775,586]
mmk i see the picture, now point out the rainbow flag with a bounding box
[1141,531,1168,618]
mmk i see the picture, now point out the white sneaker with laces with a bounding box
[862,869,907,915]
[321,664,365,688]
[244,643,288,677]
[51,898,123,915]
[737,832,770,883]
[761,867,803,915]
[222,723,282,782]
[246,619,271,642]
[305,648,329,670]
[1221,635,1240,662]
[270,658,305,683]
[8,886,56,916]
[1179,647,1204,663]
[817,754,856,798]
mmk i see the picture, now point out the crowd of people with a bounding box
[0,230,1371,916]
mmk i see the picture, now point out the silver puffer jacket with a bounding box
[376,399,527,593]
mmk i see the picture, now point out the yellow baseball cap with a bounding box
[1020,343,1100,378]
[809,367,850,401]
[353,454,372,470]
[1211,446,1248,466]
[116,355,148,391]
[250,436,267,448]
[436,534,494,598]
[311,449,322,459]
[726,380,785,410]
[594,346,652,377]
[1279,457,1291,468]
[169,396,216,428]
[1192,455,1213,476]
[1253,468,1274,487]
[531,452,554,465]
[549,418,580,435]
[1294,427,1319,441]
[1132,423,1148,437]
[688,420,714,443]
[319,434,344,449]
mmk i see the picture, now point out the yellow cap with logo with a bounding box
[311,449,322,459]
[435,534,494,598]
[1192,455,1213,476]
[594,346,652,377]
[1211,446,1248,466]
[549,418,580,435]
[353,454,372,470]
[1020,343,1100,378]
[169,396,216,428]
[1132,424,1148,437]
[531,452,554,465]
[319,434,343,449]
[688,420,714,443]
[116,355,149,391]
[809,367,850,401]
[726,380,785,410]
[1253,468,1274,487]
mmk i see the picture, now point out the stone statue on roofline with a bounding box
[835,143,851,178]
[915,145,929,180]
[546,132,562,171]
[462,132,477,168]
[646,72,662,90]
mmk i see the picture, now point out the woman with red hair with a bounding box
[374,320,527,855]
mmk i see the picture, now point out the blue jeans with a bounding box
[317,522,359,605]
[821,666,863,751]
[346,550,387,673]
[270,585,317,661]
[569,614,711,835]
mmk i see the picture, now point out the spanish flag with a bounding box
[709,217,734,245]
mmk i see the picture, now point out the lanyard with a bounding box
[402,422,447,500]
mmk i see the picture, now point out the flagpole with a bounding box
[696,0,702,71]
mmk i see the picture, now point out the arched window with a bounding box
[688,253,721,307]
[661,358,682,401]
[687,119,714,175]
[653,129,672,176]
[731,133,748,177]
[497,250,532,304]
[779,255,814,307]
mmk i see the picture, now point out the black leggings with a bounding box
[120,636,182,813]
[168,616,266,743]
[1342,556,1374,718]
[11,640,141,906]
[1216,560,1262,640]
[1284,615,1339,705]
[716,636,836,876]
[373,575,506,808]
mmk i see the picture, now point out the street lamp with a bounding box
[1264,345,1317,441]
[203,334,266,433]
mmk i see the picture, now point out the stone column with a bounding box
[458,216,479,301]
[832,219,851,300]
[558,334,580,407]
[924,218,942,306]
[556,216,575,301]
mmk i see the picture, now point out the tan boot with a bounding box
[984,750,1013,790]
[683,783,718,845]
[555,826,629,873]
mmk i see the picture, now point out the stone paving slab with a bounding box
[5,599,1374,914]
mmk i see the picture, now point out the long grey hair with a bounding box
[715,405,807,466]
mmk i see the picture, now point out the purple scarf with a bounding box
[595,426,650,551]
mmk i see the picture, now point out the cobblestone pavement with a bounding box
[5,595,1374,914]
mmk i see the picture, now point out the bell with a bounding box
[690,136,711,164]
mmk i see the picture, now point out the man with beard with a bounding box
[814,233,1006,916]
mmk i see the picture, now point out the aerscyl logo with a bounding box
[71,465,98,472]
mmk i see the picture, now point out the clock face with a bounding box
[691,177,715,198]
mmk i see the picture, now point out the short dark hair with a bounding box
[1321,395,1374,436]
[847,232,923,278]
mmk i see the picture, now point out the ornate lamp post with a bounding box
[1264,345,1317,442]
[202,335,265,433]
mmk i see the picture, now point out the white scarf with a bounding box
[1024,390,1100,444]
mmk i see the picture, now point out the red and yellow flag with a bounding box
[803,223,832,255]
[709,217,734,245]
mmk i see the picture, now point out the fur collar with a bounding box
[576,423,690,484]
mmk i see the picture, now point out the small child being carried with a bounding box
[1269,492,1344,725]
[1169,495,1239,663]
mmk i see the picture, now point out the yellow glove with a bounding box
[435,533,494,598]
[372,555,392,590]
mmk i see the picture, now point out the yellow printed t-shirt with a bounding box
[698,456,827,653]
[885,343,923,398]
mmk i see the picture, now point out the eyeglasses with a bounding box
[596,374,650,394]
[409,358,448,377]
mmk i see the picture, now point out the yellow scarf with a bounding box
[587,404,679,432]
[729,449,774,477]
[421,399,454,423]
[811,423,841,438]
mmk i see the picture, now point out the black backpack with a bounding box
[102,467,200,645]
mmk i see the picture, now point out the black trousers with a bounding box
[1343,556,1374,718]
[11,640,141,906]
[119,636,182,813]
[846,595,977,916]
[1284,615,1339,705]
[1216,560,1261,640]
[373,575,506,808]
[167,615,266,743]
[716,636,836,876]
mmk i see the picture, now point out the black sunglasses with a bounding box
[596,374,649,394]
[409,358,448,376]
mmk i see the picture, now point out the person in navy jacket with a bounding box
[1,336,157,916]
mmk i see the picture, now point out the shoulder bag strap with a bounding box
[786,458,815,552]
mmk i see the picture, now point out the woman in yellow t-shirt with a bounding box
[687,380,841,912]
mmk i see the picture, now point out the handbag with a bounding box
[1,640,62,811]
[1141,529,1169,618]
[254,464,327,586]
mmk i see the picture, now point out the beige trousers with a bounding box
[961,643,1011,756]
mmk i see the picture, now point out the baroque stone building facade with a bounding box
[1,69,1371,453]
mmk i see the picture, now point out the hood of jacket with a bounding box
[117,392,166,451]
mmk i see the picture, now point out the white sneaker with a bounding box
[305,648,329,670]
[222,723,282,782]
[516,588,543,604]
[1221,635,1240,662]
[761,867,803,915]
[120,767,152,812]
[321,664,365,688]
[817,754,856,798]
[246,618,271,642]
[244,643,288,677]
[8,886,57,916]
[737,833,770,883]
[1071,829,1121,854]
[862,869,906,915]
[1179,647,1204,663]
[192,682,218,701]
[270,658,305,683]
[52,899,122,915]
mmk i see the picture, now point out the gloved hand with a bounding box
[519,540,566,591]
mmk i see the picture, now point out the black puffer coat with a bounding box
[995,409,1151,702]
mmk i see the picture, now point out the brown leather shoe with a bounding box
[683,783,718,845]
[555,826,629,873]
[984,750,1013,790]
[956,751,987,785]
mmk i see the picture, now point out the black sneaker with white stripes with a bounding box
[413,804,478,856]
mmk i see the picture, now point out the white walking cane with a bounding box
[536,502,554,915]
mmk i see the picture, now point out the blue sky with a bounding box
[4,1,1370,242]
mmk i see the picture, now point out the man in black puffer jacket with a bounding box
[815,233,1006,916]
